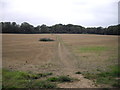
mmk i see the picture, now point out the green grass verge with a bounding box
[82,65,120,87]
[3,69,31,88]
[2,69,53,88]
[32,80,57,88]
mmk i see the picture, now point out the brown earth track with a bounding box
[55,35,97,88]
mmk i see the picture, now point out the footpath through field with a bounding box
[55,35,97,88]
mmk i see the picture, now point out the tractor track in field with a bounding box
[55,35,97,88]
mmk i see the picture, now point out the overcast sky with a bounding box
[0,0,119,27]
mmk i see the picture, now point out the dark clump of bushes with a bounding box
[39,38,54,42]
[75,71,82,74]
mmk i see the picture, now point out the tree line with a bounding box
[1,22,119,35]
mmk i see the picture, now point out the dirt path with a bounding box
[56,35,79,75]
[55,35,97,88]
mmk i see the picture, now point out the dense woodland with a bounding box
[1,22,119,35]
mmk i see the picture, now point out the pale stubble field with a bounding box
[2,34,118,88]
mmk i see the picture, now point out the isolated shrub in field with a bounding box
[75,71,82,74]
[39,38,54,41]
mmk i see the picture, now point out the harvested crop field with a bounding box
[59,34,118,73]
[2,34,119,88]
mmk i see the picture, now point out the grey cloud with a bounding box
[1,0,118,27]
